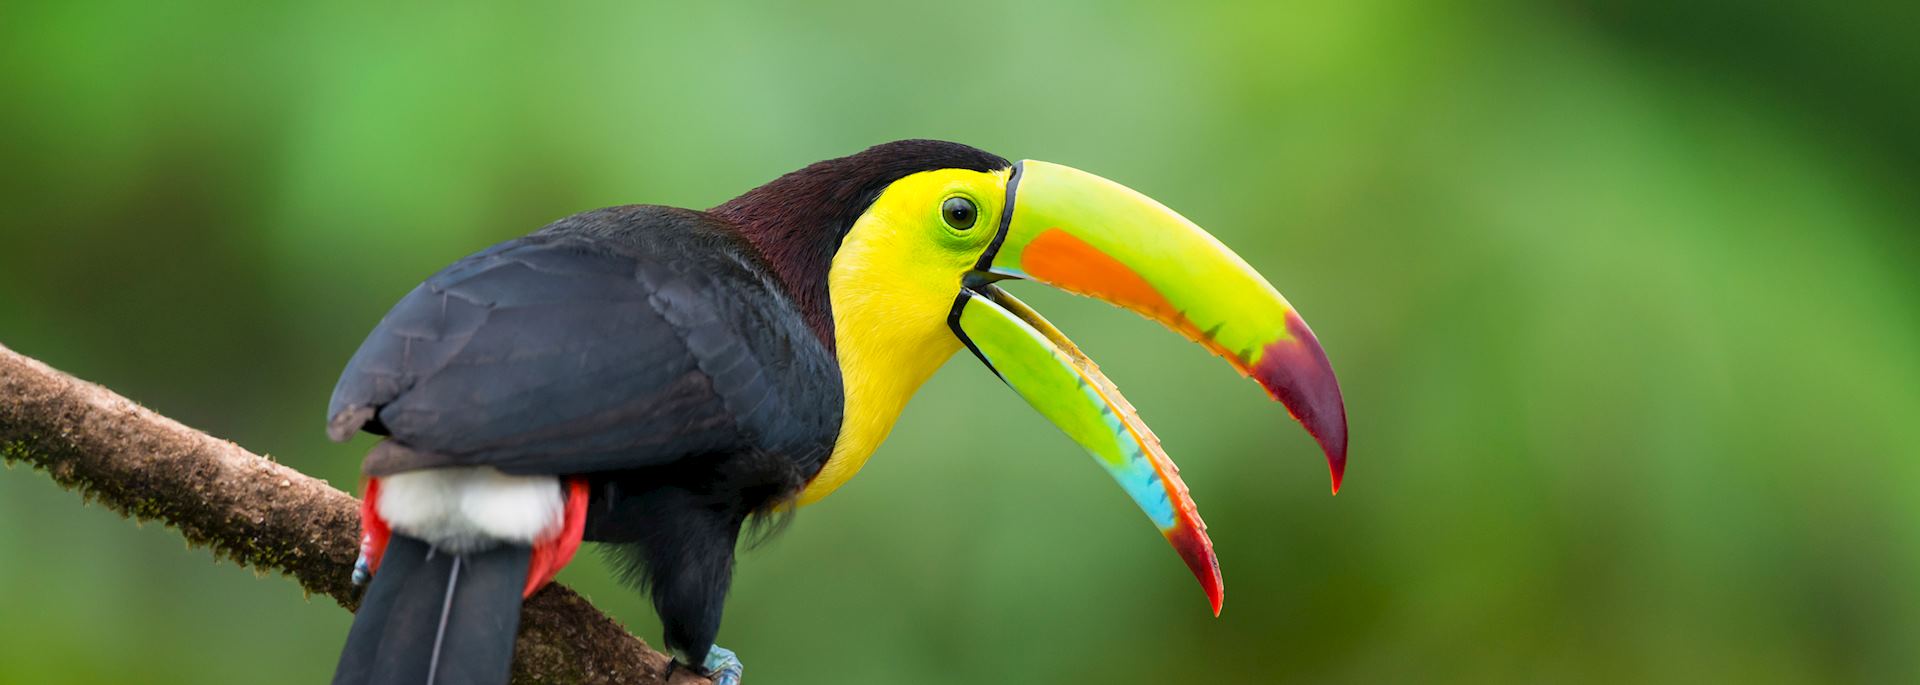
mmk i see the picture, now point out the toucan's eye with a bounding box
[942,196,978,231]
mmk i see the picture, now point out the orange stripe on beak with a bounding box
[1022,228,1253,367]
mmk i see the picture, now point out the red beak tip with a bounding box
[1254,314,1350,496]
[1199,572,1225,617]
[1168,524,1224,617]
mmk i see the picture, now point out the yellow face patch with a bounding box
[795,167,1011,506]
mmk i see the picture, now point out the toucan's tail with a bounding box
[332,535,530,685]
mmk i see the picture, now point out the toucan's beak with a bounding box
[948,160,1349,616]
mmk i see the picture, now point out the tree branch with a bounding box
[0,342,705,685]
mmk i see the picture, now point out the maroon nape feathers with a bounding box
[711,140,1010,350]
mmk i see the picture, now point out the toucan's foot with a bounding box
[702,645,743,685]
[351,550,372,586]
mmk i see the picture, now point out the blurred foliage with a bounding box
[2,1,1917,683]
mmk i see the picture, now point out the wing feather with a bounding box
[326,208,825,476]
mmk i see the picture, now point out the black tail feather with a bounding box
[333,535,530,685]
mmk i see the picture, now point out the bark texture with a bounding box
[0,342,706,685]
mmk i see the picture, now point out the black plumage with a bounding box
[328,205,841,666]
[334,536,526,685]
[329,205,842,479]
[326,140,1010,675]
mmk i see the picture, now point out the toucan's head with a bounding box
[715,140,1347,615]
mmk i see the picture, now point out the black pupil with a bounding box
[942,197,977,230]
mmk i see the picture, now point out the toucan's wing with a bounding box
[327,206,835,476]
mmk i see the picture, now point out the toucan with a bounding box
[325,140,1347,685]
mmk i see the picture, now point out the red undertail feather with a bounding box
[359,477,393,577]
[524,477,590,598]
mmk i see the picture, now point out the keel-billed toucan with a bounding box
[326,140,1347,684]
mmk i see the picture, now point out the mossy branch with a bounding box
[0,342,706,685]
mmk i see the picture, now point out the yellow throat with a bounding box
[793,168,1006,505]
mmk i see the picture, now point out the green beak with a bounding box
[949,160,1349,615]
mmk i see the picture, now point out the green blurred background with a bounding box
[3,1,1916,683]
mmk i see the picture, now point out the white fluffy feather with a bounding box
[377,467,565,554]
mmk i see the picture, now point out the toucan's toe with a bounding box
[702,645,744,685]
